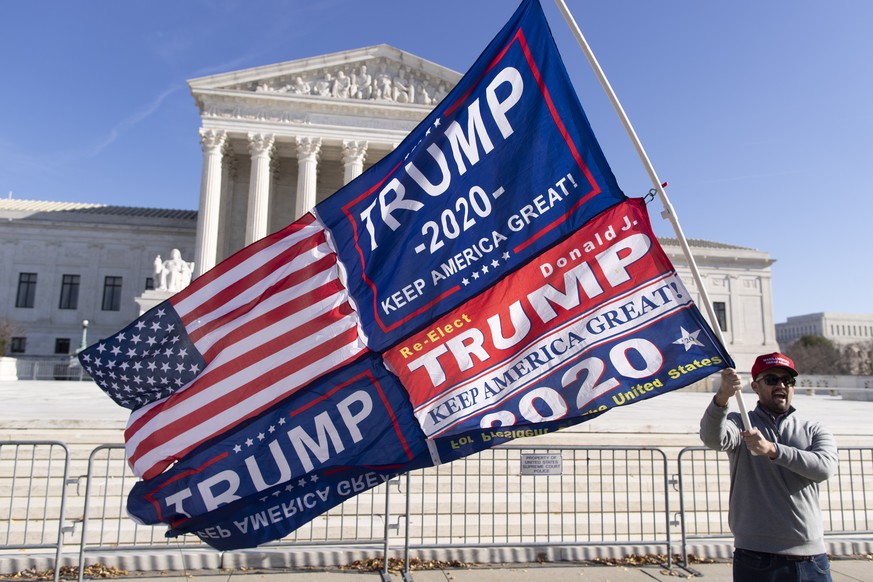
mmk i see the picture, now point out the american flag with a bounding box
[79,213,367,479]
[79,307,205,409]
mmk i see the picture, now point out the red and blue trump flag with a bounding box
[80,0,732,550]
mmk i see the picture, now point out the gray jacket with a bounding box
[699,398,838,555]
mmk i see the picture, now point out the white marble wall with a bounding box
[0,203,195,356]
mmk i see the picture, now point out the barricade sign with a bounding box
[520,452,563,475]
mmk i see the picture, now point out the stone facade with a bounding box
[776,312,873,350]
[659,237,779,375]
[0,200,195,356]
[0,196,778,374]
[187,45,463,275]
[0,46,780,373]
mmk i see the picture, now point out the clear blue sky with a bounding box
[2,1,871,323]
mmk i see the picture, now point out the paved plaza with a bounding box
[2,380,872,580]
[5,380,873,446]
[75,558,873,582]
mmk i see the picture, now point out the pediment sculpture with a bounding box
[243,58,452,106]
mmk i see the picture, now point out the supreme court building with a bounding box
[188,45,461,276]
[1,46,779,375]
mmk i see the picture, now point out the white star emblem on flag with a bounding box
[674,327,705,351]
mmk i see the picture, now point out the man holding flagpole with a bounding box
[700,352,838,581]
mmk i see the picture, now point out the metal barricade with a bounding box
[76,445,204,582]
[676,446,873,565]
[400,445,672,568]
[13,358,90,381]
[21,440,870,576]
[235,475,405,582]
[72,443,671,576]
[75,444,392,568]
[675,446,731,565]
[256,478,390,549]
[822,447,873,535]
[0,441,71,582]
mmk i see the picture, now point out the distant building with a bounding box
[776,312,873,350]
[0,200,195,356]
[659,238,779,375]
[1,45,781,376]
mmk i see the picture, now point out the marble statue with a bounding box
[154,249,194,292]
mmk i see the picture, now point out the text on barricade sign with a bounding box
[520,452,563,475]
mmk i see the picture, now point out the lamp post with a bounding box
[78,319,89,353]
[75,319,89,380]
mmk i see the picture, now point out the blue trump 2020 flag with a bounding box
[316,0,626,351]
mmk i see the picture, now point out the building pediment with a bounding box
[189,45,461,109]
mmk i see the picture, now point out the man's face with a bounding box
[751,366,796,415]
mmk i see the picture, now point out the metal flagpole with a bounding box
[553,0,752,430]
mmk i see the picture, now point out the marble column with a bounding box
[245,133,275,245]
[295,137,322,218]
[193,129,227,278]
[218,150,238,263]
[342,140,368,184]
[758,275,774,346]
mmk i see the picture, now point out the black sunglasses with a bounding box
[758,374,796,388]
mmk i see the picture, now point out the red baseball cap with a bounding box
[751,352,798,379]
